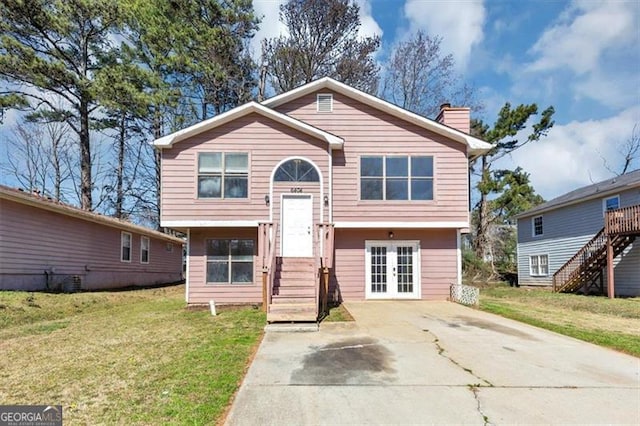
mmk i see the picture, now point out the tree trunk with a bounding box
[474,155,489,262]
[154,112,162,231]
[115,112,126,218]
[79,98,92,210]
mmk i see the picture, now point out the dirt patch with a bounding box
[291,337,395,384]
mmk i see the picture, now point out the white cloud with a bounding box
[495,106,640,201]
[250,0,288,57]
[527,0,638,75]
[403,0,486,69]
[354,0,383,39]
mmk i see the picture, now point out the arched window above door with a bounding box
[274,159,320,182]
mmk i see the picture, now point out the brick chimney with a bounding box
[435,103,470,134]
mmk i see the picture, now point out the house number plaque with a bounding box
[290,187,303,193]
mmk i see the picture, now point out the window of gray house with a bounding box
[529,254,548,276]
[603,195,620,214]
[360,155,433,200]
[532,215,543,236]
[206,239,254,284]
[198,153,248,199]
[121,232,132,262]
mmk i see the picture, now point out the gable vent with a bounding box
[317,94,333,113]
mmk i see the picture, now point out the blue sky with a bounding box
[2,1,638,203]
[254,0,640,201]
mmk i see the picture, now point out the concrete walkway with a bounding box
[225,301,640,425]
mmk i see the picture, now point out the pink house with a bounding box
[154,78,491,321]
[0,185,184,291]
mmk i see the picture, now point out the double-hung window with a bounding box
[529,254,548,276]
[121,232,132,262]
[140,236,150,264]
[360,155,433,200]
[206,239,254,284]
[198,153,248,199]
[532,216,543,236]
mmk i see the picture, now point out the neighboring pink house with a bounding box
[154,78,491,321]
[0,185,184,291]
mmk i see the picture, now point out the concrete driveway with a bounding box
[225,301,640,425]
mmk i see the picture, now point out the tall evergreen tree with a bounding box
[0,0,124,210]
[470,103,555,261]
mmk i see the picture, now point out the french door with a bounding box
[365,241,420,299]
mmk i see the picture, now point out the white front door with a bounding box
[281,194,313,257]
[365,241,420,299]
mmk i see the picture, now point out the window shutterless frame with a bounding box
[359,155,434,201]
[121,231,132,263]
[197,152,249,199]
[602,195,620,216]
[532,215,543,237]
[529,254,548,276]
[140,236,150,264]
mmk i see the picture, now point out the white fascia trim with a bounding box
[333,221,469,229]
[262,77,491,155]
[152,102,343,149]
[162,220,261,228]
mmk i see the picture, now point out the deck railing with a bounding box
[606,205,640,236]
[258,222,278,311]
[552,227,606,292]
[316,223,335,318]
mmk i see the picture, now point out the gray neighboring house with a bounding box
[516,170,640,296]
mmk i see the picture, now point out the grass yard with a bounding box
[0,285,265,425]
[479,285,640,357]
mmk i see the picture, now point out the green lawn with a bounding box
[479,285,640,357]
[0,285,265,425]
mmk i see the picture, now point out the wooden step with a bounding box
[275,270,316,281]
[273,285,316,297]
[277,257,315,272]
[271,296,316,304]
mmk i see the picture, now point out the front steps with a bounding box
[268,257,317,322]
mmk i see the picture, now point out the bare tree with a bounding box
[2,119,74,200]
[262,0,380,95]
[602,124,640,176]
[381,31,482,117]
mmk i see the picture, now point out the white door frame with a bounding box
[280,194,314,257]
[365,240,421,299]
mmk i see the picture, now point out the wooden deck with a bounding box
[606,205,640,236]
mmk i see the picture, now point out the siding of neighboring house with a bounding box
[187,227,261,304]
[332,228,457,301]
[0,196,183,291]
[275,91,470,224]
[161,113,330,224]
[517,187,640,290]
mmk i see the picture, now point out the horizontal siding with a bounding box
[187,227,262,304]
[518,187,640,243]
[333,228,457,301]
[276,91,470,223]
[517,235,593,286]
[161,113,329,223]
[0,199,183,290]
[611,242,640,296]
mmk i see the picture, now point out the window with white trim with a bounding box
[532,215,543,236]
[206,239,254,284]
[274,159,319,182]
[317,94,333,112]
[121,232,132,262]
[141,236,150,264]
[198,152,248,199]
[603,195,620,215]
[529,254,548,276]
[360,155,433,200]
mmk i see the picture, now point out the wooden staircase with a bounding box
[267,257,317,322]
[553,205,640,294]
